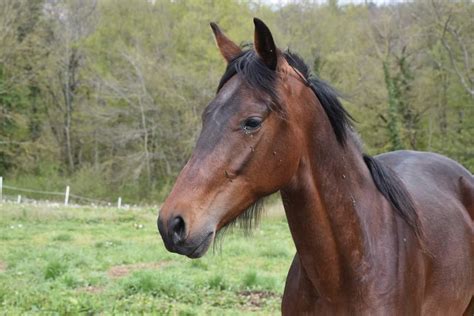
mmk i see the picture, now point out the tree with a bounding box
[40,0,98,173]
[0,0,46,174]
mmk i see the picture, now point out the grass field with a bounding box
[0,202,294,315]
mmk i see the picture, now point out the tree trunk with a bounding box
[383,61,402,151]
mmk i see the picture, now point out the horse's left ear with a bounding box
[210,22,242,63]
[253,18,277,70]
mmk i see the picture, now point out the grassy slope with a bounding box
[0,203,294,315]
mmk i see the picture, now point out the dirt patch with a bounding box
[107,261,170,279]
[77,286,104,294]
[238,290,280,309]
[0,261,7,272]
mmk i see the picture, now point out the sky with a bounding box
[263,0,407,6]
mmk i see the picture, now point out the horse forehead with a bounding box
[194,78,243,154]
[215,76,240,104]
[208,76,251,121]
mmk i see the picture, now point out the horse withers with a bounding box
[157,18,474,315]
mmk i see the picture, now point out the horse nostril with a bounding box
[170,216,186,244]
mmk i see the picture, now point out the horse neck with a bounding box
[281,119,381,301]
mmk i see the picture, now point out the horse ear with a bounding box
[253,18,277,70]
[210,22,242,63]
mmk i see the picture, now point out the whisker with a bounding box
[212,198,266,253]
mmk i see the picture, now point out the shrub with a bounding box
[207,274,228,290]
[44,261,67,280]
[242,271,258,288]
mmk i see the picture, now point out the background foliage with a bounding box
[1,0,472,203]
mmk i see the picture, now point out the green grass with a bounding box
[0,203,294,314]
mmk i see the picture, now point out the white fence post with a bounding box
[0,176,2,202]
[64,186,70,206]
[117,197,122,208]
[17,195,21,204]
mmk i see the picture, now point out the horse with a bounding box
[157,18,474,315]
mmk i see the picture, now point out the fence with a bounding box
[0,176,126,208]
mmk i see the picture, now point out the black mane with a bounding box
[216,47,423,244]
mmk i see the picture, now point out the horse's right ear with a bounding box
[210,22,242,63]
[253,18,277,70]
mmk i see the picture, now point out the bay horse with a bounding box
[158,18,474,315]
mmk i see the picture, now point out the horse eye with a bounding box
[242,117,262,132]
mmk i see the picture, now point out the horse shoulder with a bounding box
[375,150,472,220]
[375,150,473,237]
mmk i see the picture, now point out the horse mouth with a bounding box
[186,232,214,259]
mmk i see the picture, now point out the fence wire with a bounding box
[1,183,119,207]
[3,185,64,196]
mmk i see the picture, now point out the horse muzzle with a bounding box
[157,214,214,258]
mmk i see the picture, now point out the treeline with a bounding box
[0,0,472,203]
